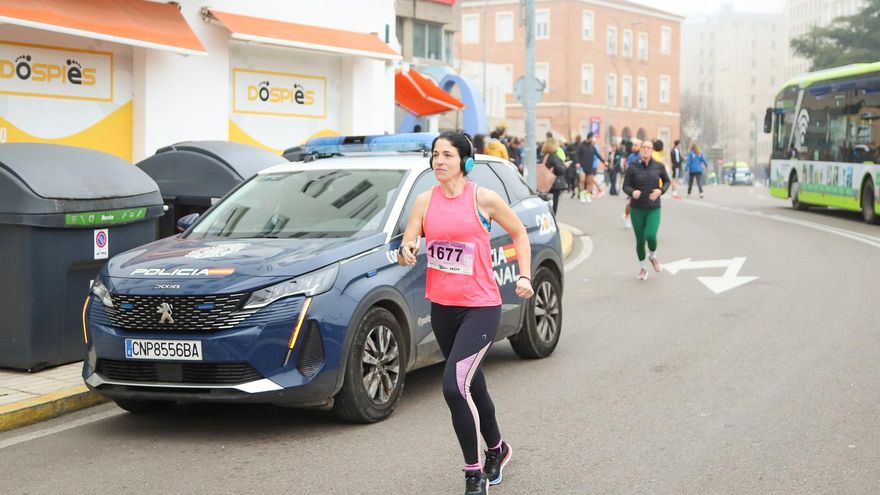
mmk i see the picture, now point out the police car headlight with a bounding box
[90,278,114,308]
[244,263,339,310]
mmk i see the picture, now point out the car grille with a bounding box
[105,293,252,332]
[96,359,263,385]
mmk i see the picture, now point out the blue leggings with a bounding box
[431,303,503,469]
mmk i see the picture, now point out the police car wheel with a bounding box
[334,307,406,423]
[114,398,175,414]
[509,266,562,359]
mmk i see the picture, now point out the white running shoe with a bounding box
[638,268,648,280]
[649,256,662,273]
[623,215,632,229]
[579,197,587,204]
[586,196,592,203]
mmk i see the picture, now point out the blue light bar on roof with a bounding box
[303,132,439,154]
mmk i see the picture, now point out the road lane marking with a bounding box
[663,257,758,294]
[681,200,880,249]
[0,408,123,450]
[564,235,593,273]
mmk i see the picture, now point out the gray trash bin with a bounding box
[0,143,164,371]
[136,141,285,238]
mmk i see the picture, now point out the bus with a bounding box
[764,62,880,224]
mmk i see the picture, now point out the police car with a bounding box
[83,133,564,422]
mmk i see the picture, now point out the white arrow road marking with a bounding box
[663,257,758,294]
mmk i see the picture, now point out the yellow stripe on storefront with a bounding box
[0,102,132,161]
[229,119,340,154]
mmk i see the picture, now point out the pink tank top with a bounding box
[423,182,501,307]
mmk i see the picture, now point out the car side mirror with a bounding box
[177,213,200,233]
[763,107,773,134]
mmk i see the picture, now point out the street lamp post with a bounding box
[523,0,537,189]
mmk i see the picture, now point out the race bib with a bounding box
[426,240,475,275]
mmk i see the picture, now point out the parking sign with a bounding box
[94,229,109,260]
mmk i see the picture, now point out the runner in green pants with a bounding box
[630,206,661,262]
[622,140,670,280]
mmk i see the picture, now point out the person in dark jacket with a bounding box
[575,132,606,203]
[542,139,567,215]
[622,140,671,280]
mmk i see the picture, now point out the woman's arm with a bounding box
[478,188,534,299]
[398,191,429,266]
[622,166,635,197]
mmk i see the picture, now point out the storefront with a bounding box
[0,0,399,161]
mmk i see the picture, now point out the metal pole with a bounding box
[524,0,537,189]
[482,0,488,107]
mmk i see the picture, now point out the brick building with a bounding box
[458,0,682,149]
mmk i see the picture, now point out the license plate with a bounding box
[124,339,203,361]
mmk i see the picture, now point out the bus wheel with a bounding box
[790,178,808,211]
[861,178,879,224]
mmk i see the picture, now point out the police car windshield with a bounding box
[186,169,407,239]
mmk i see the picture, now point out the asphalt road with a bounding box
[2,183,879,494]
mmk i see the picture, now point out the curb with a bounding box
[558,222,575,259]
[0,385,107,433]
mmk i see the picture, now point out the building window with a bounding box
[607,73,617,107]
[622,30,633,58]
[496,11,514,43]
[413,21,446,60]
[536,63,549,93]
[660,75,670,103]
[582,10,594,40]
[637,77,647,109]
[462,14,480,44]
[660,26,671,54]
[622,75,632,108]
[536,10,549,40]
[607,26,617,55]
[396,17,404,48]
[637,32,648,60]
[581,64,594,94]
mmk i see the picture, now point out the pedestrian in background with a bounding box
[686,143,709,198]
[653,139,680,199]
[670,139,683,184]
[622,139,670,280]
[540,138,567,215]
[609,143,626,196]
[398,131,533,495]
[484,130,509,160]
[575,132,605,203]
[473,134,486,155]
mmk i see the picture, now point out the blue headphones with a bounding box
[430,133,475,174]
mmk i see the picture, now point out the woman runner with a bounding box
[398,131,534,495]
[622,139,671,280]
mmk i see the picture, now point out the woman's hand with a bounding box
[398,239,419,266]
[649,188,662,201]
[515,277,534,299]
[632,190,642,199]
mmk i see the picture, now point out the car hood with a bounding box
[104,233,388,292]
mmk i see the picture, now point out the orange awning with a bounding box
[208,10,400,62]
[0,0,207,56]
[395,67,464,117]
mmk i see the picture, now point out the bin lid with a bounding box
[138,141,286,199]
[0,143,158,200]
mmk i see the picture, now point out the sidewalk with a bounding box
[0,362,106,432]
[0,223,576,432]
